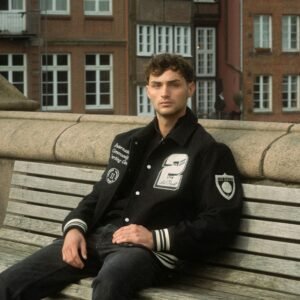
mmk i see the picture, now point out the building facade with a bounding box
[0,0,244,119]
[5,1,299,122]
[242,0,300,122]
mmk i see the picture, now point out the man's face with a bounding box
[146,69,195,120]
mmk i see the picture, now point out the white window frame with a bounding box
[0,53,27,96]
[196,80,216,117]
[85,54,113,110]
[282,75,300,112]
[282,16,300,52]
[136,85,154,116]
[84,0,112,16]
[174,26,191,56]
[137,24,191,57]
[254,15,272,50]
[253,75,272,113]
[156,25,173,54]
[42,53,71,111]
[137,25,154,56]
[195,27,216,77]
[40,0,70,15]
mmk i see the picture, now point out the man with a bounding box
[0,53,243,300]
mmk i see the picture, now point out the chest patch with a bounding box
[154,154,189,191]
[106,168,120,184]
[215,173,236,200]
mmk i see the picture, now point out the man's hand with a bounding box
[62,228,87,269]
[112,224,154,250]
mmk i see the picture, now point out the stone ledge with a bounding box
[0,111,299,184]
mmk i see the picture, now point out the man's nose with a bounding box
[161,85,170,98]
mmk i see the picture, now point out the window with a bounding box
[282,75,300,111]
[137,25,191,57]
[0,54,26,95]
[253,75,272,112]
[282,16,300,52]
[254,15,272,49]
[137,25,154,56]
[85,54,113,109]
[137,86,154,116]
[40,0,69,14]
[195,27,216,76]
[0,0,23,10]
[84,0,112,16]
[42,54,70,110]
[196,80,216,117]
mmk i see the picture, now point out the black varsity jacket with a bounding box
[62,109,243,268]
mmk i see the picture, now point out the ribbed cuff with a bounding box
[152,228,171,252]
[63,219,88,236]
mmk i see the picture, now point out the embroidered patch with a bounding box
[215,173,236,200]
[154,154,189,191]
[106,168,120,184]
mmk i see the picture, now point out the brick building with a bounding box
[9,1,298,121]
[242,0,300,122]
[0,0,243,118]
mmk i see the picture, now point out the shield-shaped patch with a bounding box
[215,173,236,200]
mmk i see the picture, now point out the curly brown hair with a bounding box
[144,53,195,83]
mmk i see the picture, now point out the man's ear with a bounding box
[188,82,196,97]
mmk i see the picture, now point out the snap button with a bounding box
[146,164,151,170]
[124,217,130,223]
[135,191,140,196]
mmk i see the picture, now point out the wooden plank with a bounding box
[232,235,300,259]
[240,218,300,241]
[3,214,62,236]
[14,160,103,182]
[11,174,93,196]
[185,265,300,296]
[211,251,300,278]
[242,183,300,204]
[0,227,54,247]
[7,201,69,222]
[244,202,299,223]
[9,188,81,209]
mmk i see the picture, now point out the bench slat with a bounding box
[14,160,102,182]
[7,201,70,222]
[3,214,62,236]
[11,174,93,196]
[212,251,300,278]
[186,265,300,296]
[10,187,81,209]
[244,201,299,222]
[232,235,300,259]
[240,218,299,241]
[242,183,300,204]
[0,228,53,247]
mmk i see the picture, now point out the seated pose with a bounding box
[0,53,243,300]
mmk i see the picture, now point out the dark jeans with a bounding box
[0,224,168,300]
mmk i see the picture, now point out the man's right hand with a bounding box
[62,228,87,269]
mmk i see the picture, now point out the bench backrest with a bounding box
[1,160,300,298]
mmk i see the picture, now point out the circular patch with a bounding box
[221,181,233,194]
[106,168,120,184]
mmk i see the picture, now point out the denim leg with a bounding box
[92,245,165,300]
[0,239,99,300]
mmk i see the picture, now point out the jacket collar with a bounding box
[133,107,198,147]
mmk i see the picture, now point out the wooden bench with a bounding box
[0,160,299,299]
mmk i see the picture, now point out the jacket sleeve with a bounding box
[153,142,243,260]
[62,136,119,236]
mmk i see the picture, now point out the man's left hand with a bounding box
[112,224,154,250]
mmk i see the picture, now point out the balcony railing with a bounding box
[0,10,40,36]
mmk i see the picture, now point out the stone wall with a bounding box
[0,111,299,223]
